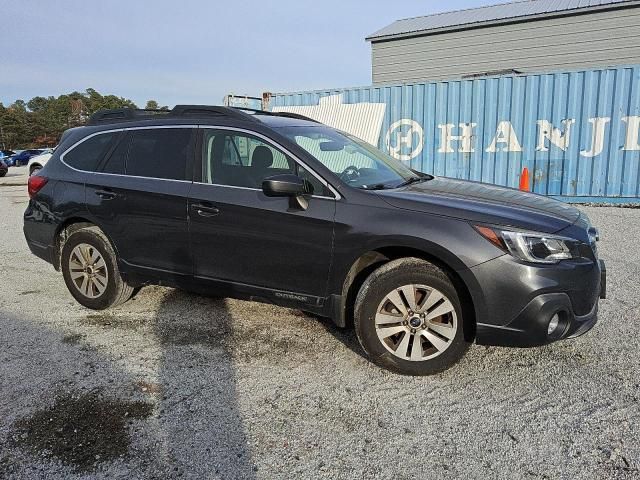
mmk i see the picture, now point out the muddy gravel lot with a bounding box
[1,181,639,479]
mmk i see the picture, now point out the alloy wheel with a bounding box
[375,284,457,361]
[68,243,109,299]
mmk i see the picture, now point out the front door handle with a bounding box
[191,203,220,217]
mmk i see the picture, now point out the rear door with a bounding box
[188,127,336,299]
[85,126,196,277]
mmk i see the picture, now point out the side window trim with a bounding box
[198,126,340,200]
[59,125,199,183]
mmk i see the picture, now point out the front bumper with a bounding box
[470,255,605,348]
[476,291,599,347]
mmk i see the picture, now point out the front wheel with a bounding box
[354,257,471,375]
[61,226,134,310]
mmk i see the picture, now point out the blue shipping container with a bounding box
[268,66,640,202]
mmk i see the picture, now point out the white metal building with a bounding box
[367,0,640,84]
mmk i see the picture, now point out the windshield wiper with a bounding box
[396,175,431,188]
[360,183,389,190]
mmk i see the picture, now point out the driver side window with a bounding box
[201,130,328,195]
[202,130,294,189]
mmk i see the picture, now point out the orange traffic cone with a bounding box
[519,167,530,191]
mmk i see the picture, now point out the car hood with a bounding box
[377,176,580,233]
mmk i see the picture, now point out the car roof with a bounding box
[85,105,320,129]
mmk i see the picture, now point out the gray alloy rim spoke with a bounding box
[421,289,444,313]
[398,285,418,312]
[421,329,449,352]
[69,243,109,299]
[375,283,457,362]
[93,273,108,290]
[377,325,407,338]
[410,334,423,360]
[427,320,456,340]
[385,289,408,316]
[375,312,404,325]
[70,257,84,270]
[395,332,411,358]
[70,270,85,281]
[426,300,455,321]
[79,245,91,264]
[80,275,90,296]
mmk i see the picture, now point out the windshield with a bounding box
[276,125,423,189]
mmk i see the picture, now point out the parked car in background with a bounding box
[28,150,53,175]
[0,159,7,177]
[0,149,16,160]
[24,105,606,375]
[6,149,45,167]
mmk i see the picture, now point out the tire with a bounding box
[354,257,471,375]
[61,226,134,310]
[29,165,41,176]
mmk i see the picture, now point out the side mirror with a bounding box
[262,174,311,210]
[262,174,307,197]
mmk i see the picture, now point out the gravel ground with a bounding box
[0,182,638,479]
[0,165,28,186]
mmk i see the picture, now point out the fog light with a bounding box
[547,313,560,335]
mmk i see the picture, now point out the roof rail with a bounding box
[171,105,255,122]
[88,105,257,126]
[235,107,320,123]
[87,104,319,126]
[88,108,153,125]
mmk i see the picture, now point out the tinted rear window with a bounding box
[63,132,117,171]
[126,129,193,180]
[100,133,128,175]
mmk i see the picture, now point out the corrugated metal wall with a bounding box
[269,65,640,201]
[371,7,640,84]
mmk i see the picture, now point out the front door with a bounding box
[188,128,336,299]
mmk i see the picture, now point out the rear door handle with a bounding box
[191,203,220,217]
[95,189,118,200]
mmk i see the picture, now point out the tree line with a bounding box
[0,89,167,150]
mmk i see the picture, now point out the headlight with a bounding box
[475,226,579,264]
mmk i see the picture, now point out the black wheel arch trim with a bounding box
[53,214,121,271]
[333,240,482,336]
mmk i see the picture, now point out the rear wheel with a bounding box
[61,226,134,309]
[29,165,42,176]
[354,257,471,375]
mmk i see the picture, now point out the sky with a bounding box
[0,0,495,108]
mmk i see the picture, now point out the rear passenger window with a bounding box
[127,128,194,180]
[64,132,117,171]
[100,133,129,175]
